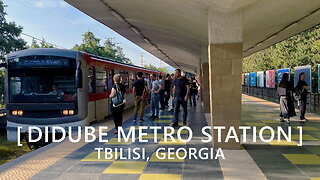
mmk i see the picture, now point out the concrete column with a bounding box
[208,9,243,149]
[199,64,203,102]
[200,48,210,113]
[201,63,210,113]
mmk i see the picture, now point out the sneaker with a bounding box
[284,119,290,124]
[279,117,285,122]
[299,118,308,122]
[149,116,155,119]
[168,109,174,112]
[171,122,178,127]
[139,118,144,123]
[133,118,137,122]
[183,121,187,125]
[153,116,159,120]
[113,130,118,134]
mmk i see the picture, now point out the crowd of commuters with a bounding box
[109,69,200,133]
[277,72,309,124]
[109,69,308,133]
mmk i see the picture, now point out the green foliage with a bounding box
[243,25,320,91]
[0,0,27,60]
[144,64,169,73]
[29,38,54,49]
[0,1,27,98]
[0,135,31,165]
[73,31,132,64]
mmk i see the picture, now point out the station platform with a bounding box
[0,95,319,180]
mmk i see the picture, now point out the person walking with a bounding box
[172,69,190,126]
[295,72,309,121]
[164,74,172,107]
[277,73,296,124]
[168,73,175,112]
[109,74,126,134]
[158,75,165,110]
[133,72,148,122]
[190,81,198,107]
[144,73,152,104]
[149,74,162,120]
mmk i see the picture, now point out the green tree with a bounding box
[144,64,169,73]
[29,38,54,49]
[0,0,27,98]
[242,25,320,91]
[102,38,117,59]
[39,38,53,48]
[29,38,39,49]
[73,31,132,64]
[0,0,26,60]
[73,31,102,55]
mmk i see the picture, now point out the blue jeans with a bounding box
[151,93,160,117]
[190,94,196,106]
[174,97,188,123]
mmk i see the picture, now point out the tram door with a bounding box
[88,67,97,122]
[108,69,115,115]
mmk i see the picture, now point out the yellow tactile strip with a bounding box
[103,161,147,174]
[242,94,279,107]
[139,174,181,180]
[283,154,320,165]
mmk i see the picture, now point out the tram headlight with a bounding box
[17,110,23,116]
[62,110,69,115]
[62,109,75,115]
[12,110,18,116]
[69,110,74,115]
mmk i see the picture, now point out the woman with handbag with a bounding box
[277,73,296,124]
[109,74,126,134]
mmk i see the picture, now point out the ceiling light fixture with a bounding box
[110,10,124,22]
[131,27,141,35]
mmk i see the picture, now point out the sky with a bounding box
[2,0,171,69]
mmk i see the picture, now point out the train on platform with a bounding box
[4,48,162,142]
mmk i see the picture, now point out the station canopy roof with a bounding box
[65,0,320,73]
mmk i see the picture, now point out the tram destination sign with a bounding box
[9,57,71,67]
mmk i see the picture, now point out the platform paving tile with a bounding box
[242,95,320,180]
[25,103,224,180]
[8,95,320,179]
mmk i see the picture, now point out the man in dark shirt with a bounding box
[172,69,190,126]
[133,72,148,122]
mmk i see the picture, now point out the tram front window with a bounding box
[9,68,77,103]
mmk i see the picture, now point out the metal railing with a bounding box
[242,86,318,114]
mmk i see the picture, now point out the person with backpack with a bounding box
[189,81,198,107]
[133,72,148,122]
[109,74,126,134]
[295,72,309,121]
[277,73,296,124]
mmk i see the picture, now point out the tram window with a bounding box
[103,70,108,91]
[120,71,129,89]
[96,70,107,94]
[8,68,77,103]
[88,67,94,93]
[129,71,135,89]
[107,70,113,91]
